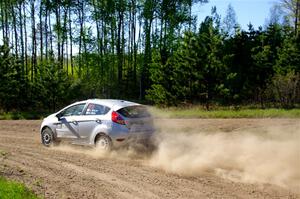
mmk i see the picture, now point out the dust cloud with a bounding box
[149,125,300,191]
[52,121,300,191]
[53,142,150,160]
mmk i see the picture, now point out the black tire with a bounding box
[41,128,56,147]
[95,135,112,151]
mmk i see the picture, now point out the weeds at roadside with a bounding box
[0,112,47,120]
[151,107,300,118]
[0,176,39,199]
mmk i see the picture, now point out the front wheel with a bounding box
[95,135,112,151]
[41,128,56,147]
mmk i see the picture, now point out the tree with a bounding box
[267,4,285,25]
[275,36,300,74]
[222,3,238,37]
[30,0,37,81]
[141,0,157,99]
[280,0,300,36]
[0,43,25,111]
[270,71,300,108]
[147,11,227,109]
[36,60,72,111]
[0,0,299,111]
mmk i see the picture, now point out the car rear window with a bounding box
[117,106,151,118]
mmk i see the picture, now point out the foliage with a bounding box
[0,176,38,199]
[222,3,238,37]
[275,36,300,74]
[0,44,26,111]
[269,72,300,108]
[0,1,299,112]
[146,84,172,106]
[147,12,228,109]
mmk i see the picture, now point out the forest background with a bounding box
[0,0,299,114]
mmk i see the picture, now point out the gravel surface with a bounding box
[0,119,299,199]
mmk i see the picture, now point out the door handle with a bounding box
[95,119,102,124]
[72,121,78,125]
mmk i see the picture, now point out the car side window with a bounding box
[85,103,110,115]
[61,104,86,117]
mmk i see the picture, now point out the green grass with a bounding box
[1,107,300,119]
[0,177,38,199]
[151,107,300,118]
[0,112,47,120]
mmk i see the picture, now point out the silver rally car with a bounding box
[40,99,155,150]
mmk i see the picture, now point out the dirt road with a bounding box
[0,119,299,198]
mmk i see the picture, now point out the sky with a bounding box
[193,0,280,30]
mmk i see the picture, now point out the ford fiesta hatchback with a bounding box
[40,99,155,150]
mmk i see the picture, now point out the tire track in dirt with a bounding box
[0,142,203,199]
[0,143,158,198]
[0,142,251,198]
[3,158,103,199]
[0,143,114,198]
[0,120,299,199]
[0,134,205,199]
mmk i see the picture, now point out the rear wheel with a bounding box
[41,128,57,147]
[95,135,112,151]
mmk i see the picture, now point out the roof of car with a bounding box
[81,99,141,110]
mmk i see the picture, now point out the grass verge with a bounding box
[0,112,47,120]
[151,107,300,118]
[1,108,300,119]
[0,176,38,199]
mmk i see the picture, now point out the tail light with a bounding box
[111,111,126,125]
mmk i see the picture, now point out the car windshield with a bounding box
[117,106,151,118]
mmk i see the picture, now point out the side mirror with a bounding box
[56,112,63,121]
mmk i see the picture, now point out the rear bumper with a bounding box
[112,129,155,148]
[128,130,154,141]
[108,122,155,147]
